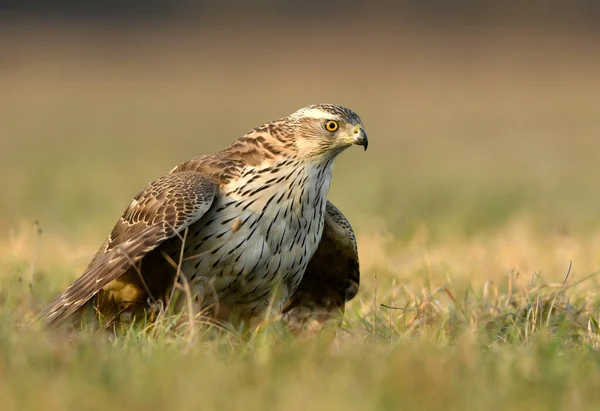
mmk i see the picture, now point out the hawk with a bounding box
[38,104,367,330]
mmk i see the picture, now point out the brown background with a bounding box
[1,2,599,242]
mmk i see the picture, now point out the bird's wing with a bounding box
[283,201,360,323]
[38,171,216,327]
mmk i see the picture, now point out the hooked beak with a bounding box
[353,125,369,151]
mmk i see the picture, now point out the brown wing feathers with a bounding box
[325,202,360,301]
[38,171,216,327]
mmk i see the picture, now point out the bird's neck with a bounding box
[225,157,335,215]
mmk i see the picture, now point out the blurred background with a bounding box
[1,1,600,244]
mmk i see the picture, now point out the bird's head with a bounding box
[285,104,368,158]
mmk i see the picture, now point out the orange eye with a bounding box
[325,120,339,132]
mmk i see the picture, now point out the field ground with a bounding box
[2,23,600,410]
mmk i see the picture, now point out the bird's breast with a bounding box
[178,161,333,318]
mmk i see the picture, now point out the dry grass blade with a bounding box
[156,227,198,343]
[545,260,572,328]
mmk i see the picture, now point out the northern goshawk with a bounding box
[38,104,368,329]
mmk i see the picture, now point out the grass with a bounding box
[5,223,600,411]
[2,22,600,410]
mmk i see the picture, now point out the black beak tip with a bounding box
[360,132,369,151]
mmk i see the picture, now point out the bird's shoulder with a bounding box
[170,123,290,184]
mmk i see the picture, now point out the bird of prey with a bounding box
[38,104,367,330]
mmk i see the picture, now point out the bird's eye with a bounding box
[325,120,339,132]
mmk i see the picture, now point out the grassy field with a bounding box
[2,22,600,410]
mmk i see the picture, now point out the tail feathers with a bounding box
[37,249,133,327]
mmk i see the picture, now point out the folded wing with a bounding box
[38,171,216,327]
